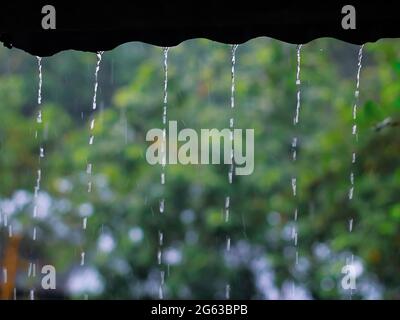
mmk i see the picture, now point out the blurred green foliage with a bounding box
[0,38,399,299]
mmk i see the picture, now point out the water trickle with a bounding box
[36,56,43,126]
[157,47,170,300]
[83,51,104,233]
[79,53,104,298]
[291,44,303,274]
[161,48,169,176]
[347,46,364,205]
[228,45,238,184]
[294,45,302,124]
[231,45,238,109]
[37,57,42,104]
[344,45,364,298]
[92,52,103,110]
[29,290,34,300]
[348,45,364,200]
[33,56,44,217]
[8,225,13,238]
[224,44,239,300]
[29,57,45,300]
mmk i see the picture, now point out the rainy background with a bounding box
[0,38,399,299]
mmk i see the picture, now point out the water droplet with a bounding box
[291,177,297,197]
[3,268,7,284]
[159,199,165,214]
[225,284,231,299]
[86,163,92,175]
[36,111,42,123]
[161,173,165,185]
[225,196,230,209]
[80,251,85,266]
[157,249,162,265]
[228,172,233,184]
[28,263,32,277]
[348,187,354,200]
[160,271,165,285]
[350,172,354,185]
[159,285,163,299]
